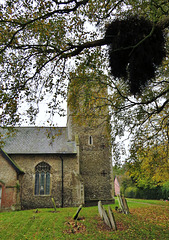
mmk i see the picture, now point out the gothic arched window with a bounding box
[34,162,51,195]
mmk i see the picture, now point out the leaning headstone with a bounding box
[122,195,129,214]
[117,195,123,212]
[117,194,125,214]
[98,201,104,219]
[102,206,112,228]
[51,198,57,212]
[108,206,117,230]
[73,204,82,220]
[98,201,117,229]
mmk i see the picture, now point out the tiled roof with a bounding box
[1,127,76,154]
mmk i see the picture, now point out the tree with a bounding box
[110,65,169,164]
[0,1,169,160]
[128,142,169,187]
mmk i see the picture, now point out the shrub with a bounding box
[139,187,162,200]
[124,186,162,199]
[161,181,169,200]
[124,186,139,198]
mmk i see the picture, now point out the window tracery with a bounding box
[35,162,50,195]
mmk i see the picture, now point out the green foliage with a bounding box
[113,163,128,176]
[0,0,168,170]
[128,143,169,188]
[124,186,139,198]
[0,0,168,126]
[120,173,135,195]
[114,164,168,200]
[124,185,164,200]
[16,181,20,191]
[161,181,169,200]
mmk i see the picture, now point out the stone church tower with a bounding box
[0,74,114,210]
[67,75,114,206]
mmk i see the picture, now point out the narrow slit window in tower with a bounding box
[89,136,93,145]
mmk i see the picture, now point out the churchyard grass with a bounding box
[0,199,168,240]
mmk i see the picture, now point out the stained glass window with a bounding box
[35,162,50,195]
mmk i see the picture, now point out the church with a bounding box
[0,80,114,210]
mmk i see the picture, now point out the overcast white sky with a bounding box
[17,97,67,127]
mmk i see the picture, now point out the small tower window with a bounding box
[89,136,93,145]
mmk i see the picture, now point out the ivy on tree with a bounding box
[105,15,166,95]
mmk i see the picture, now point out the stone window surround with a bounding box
[34,162,51,196]
[88,135,93,145]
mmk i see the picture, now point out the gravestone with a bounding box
[73,204,82,220]
[102,206,112,228]
[117,195,129,214]
[51,198,57,212]
[117,195,125,213]
[98,201,103,219]
[122,195,129,214]
[108,206,117,230]
[98,201,117,230]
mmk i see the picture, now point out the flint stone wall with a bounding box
[10,154,83,209]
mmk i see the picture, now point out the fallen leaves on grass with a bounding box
[64,217,86,234]
[95,216,127,232]
[64,215,127,235]
[130,206,169,227]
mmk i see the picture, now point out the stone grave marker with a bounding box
[117,195,129,214]
[122,195,129,214]
[117,195,124,213]
[98,201,103,219]
[73,204,82,220]
[102,206,112,228]
[98,201,117,230]
[51,197,57,212]
[108,206,117,230]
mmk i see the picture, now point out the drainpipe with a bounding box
[60,156,64,208]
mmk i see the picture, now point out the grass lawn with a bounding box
[0,199,169,240]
